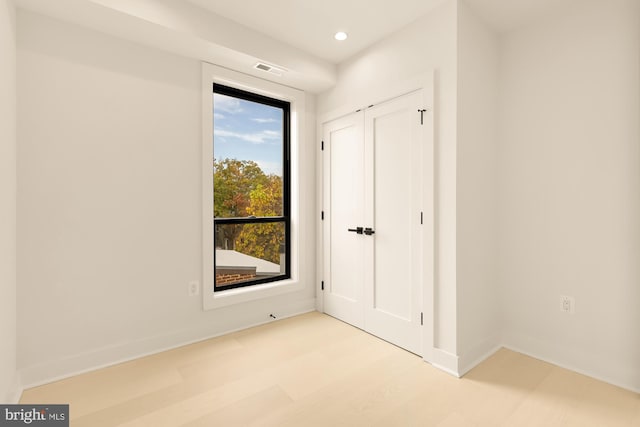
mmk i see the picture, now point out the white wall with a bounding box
[318,0,460,365]
[456,1,501,373]
[16,0,335,92]
[498,0,640,391]
[0,0,19,403]
[17,11,316,387]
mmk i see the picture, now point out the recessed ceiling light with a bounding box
[334,31,348,41]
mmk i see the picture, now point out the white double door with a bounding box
[323,90,425,355]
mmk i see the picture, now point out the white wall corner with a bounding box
[428,340,502,379]
[458,340,502,376]
[427,347,461,377]
[5,372,23,404]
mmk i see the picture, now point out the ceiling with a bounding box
[187,0,585,64]
[463,0,585,33]
[15,0,587,92]
[186,0,447,63]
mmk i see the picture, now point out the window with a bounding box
[212,84,291,291]
[202,63,306,310]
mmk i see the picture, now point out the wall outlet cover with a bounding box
[189,281,200,296]
[560,295,575,314]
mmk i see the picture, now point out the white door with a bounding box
[323,90,425,355]
[322,112,365,328]
[363,91,423,355]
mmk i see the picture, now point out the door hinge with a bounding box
[421,312,424,326]
[321,281,324,291]
[418,109,427,125]
[321,140,324,151]
[321,211,324,220]
[421,211,423,225]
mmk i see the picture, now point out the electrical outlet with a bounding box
[188,281,200,297]
[560,295,575,314]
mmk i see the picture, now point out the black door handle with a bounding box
[364,227,375,236]
[348,227,363,234]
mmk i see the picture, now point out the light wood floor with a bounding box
[21,312,640,426]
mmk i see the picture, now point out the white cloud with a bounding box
[213,94,243,114]
[263,130,280,138]
[252,118,277,123]
[214,128,281,144]
[214,113,225,120]
[256,160,282,176]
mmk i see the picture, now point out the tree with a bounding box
[213,159,268,249]
[235,176,284,264]
[213,159,268,217]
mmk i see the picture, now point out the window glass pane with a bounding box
[215,222,286,288]
[212,84,290,291]
[213,93,284,218]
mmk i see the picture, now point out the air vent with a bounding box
[253,62,287,76]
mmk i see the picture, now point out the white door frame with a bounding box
[316,71,435,363]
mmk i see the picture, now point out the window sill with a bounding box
[203,278,304,310]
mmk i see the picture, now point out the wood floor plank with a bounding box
[256,348,425,426]
[117,375,276,427]
[19,312,639,426]
[184,386,293,427]
[451,348,555,427]
[21,357,183,419]
[504,366,640,427]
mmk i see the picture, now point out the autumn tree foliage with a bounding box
[213,159,266,250]
[214,158,284,264]
[213,159,268,217]
[235,176,284,264]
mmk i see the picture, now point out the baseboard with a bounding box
[503,342,640,395]
[428,344,502,378]
[19,305,638,396]
[427,337,640,395]
[20,298,316,390]
[4,372,23,404]
[427,347,460,377]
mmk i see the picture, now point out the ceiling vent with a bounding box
[253,62,287,76]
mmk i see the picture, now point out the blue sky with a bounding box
[213,94,283,176]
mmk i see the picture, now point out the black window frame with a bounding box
[212,83,291,291]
